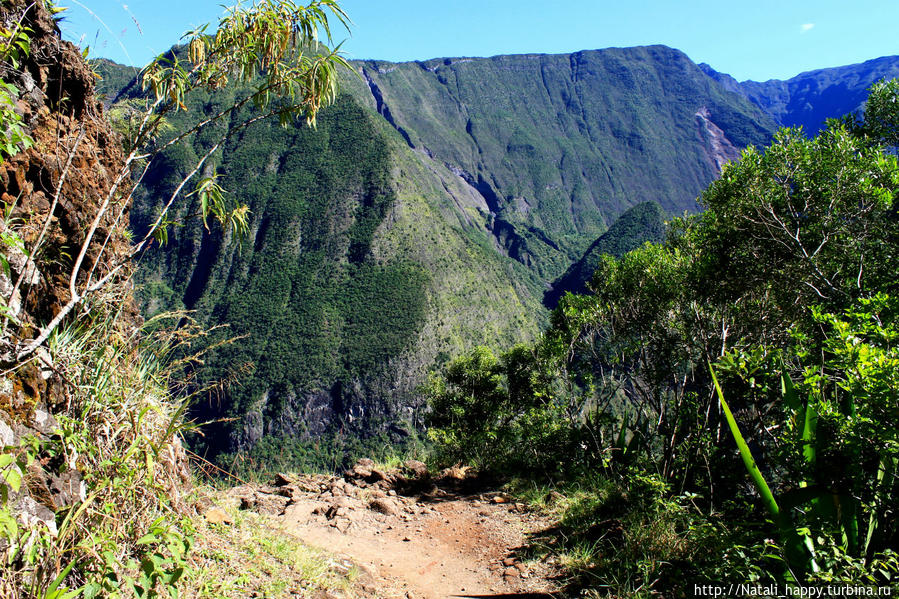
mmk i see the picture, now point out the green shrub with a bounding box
[425,344,584,476]
[425,79,899,591]
[714,293,899,582]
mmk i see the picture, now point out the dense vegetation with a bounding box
[131,89,430,456]
[129,76,547,466]
[118,43,797,466]
[426,79,899,592]
[544,200,666,307]
[0,1,376,596]
[108,39,899,475]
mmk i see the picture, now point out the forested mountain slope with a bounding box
[99,46,899,464]
[543,201,666,308]
[129,83,545,460]
[354,45,776,278]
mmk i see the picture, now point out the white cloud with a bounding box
[800,23,815,33]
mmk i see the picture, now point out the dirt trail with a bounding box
[229,461,561,598]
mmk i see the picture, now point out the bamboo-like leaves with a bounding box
[227,204,251,240]
[41,560,80,599]
[781,360,801,414]
[711,363,818,578]
[865,456,897,556]
[133,0,351,246]
[710,363,781,520]
[782,364,819,487]
[186,175,251,240]
[140,0,351,130]
[187,175,226,232]
[800,396,818,476]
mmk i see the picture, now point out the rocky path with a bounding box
[228,460,561,599]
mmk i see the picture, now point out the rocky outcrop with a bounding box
[231,457,441,522]
[695,106,742,172]
[0,0,135,335]
[0,1,141,446]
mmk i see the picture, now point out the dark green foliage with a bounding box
[555,80,899,583]
[544,201,666,307]
[711,294,899,581]
[425,345,579,476]
[133,92,432,457]
[847,78,899,147]
[90,58,139,103]
[428,79,899,588]
[339,263,429,371]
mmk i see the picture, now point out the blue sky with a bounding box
[59,0,898,81]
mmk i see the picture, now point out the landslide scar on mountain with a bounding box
[695,106,741,173]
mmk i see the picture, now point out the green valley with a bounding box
[109,44,796,464]
[97,40,899,469]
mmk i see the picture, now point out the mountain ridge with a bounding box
[700,54,899,134]
[350,44,775,276]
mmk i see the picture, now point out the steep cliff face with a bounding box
[130,86,543,459]
[354,46,777,278]
[0,0,135,411]
[0,0,160,563]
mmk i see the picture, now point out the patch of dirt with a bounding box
[230,460,561,598]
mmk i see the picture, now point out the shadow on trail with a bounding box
[396,471,510,504]
[451,594,558,598]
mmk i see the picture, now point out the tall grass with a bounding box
[0,297,202,597]
[509,472,747,598]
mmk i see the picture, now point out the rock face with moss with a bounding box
[0,0,130,447]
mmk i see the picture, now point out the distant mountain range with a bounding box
[97,47,899,462]
[701,54,899,134]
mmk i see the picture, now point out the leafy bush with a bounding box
[425,79,899,590]
[714,293,899,581]
[425,344,582,476]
